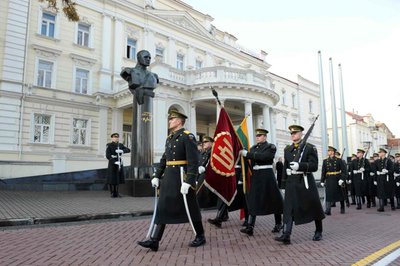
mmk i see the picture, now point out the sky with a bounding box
[184,0,400,137]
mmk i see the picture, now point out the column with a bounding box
[270,109,277,145]
[100,14,112,92]
[97,106,108,156]
[263,104,271,133]
[187,45,195,69]
[113,18,123,78]
[189,101,197,136]
[152,97,168,161]
[167,37,176,67]
[245,101,254,146]
[143,28,155,56]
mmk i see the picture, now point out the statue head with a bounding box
[137,50,151,67]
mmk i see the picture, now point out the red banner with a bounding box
[204,108,243,205]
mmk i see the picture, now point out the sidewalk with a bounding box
[0,190,154,226]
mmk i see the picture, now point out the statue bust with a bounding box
[120,50,159,105]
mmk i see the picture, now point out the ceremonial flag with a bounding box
[204,107,243,206]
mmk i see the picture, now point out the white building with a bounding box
[0,0,322,180]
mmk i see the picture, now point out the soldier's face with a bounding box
[378,152,385,159]
[203,141,212,150]
[290,131,302,142]
[168,117,182,131]
[256,134,266,143]
[328,150,334,157]
[112,136,119,142]
[356,152,363,158]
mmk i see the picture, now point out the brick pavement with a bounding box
[0,202,399,265]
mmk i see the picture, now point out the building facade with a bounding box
[0,0,322,179]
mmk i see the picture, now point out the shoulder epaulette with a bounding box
[184,130,190,134]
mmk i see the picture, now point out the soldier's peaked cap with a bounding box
[288,125,304,133]
[373,153,379,157]
[328,146,337,152]
[111,132,119,138]
[168,110,187,119]
[203,136,214,142]
[395,153,400,157]
[379,148,387,153]
[255,128,268,135]
[356,148,365,153]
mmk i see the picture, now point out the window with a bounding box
[292,94,296,108]
[195,60,203,70]
[123,124,132,149]
[33,114,52,143]
[309,100,313,113]
[37,60,53,88]
[281,90,286,105]
[155,47,164,62]
[72,118,88,145]
[77,23,90,47]
[75,68,89,94]
[126,38,137,59]
[41,12,55,38]
[176,54,184,70]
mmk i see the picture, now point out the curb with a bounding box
[0,210,153,227]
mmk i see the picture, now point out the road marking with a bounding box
[372,248,400,266]
[352,240,400,266]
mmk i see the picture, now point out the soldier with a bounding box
[321,146,347,215]
[335,151,350,208]
[275,125,325,245]
[394,153,400,209]
[374,148,395,212]
[276,157,284,189]
[348,154,358,205]
[106,133,131,198]
[137,110,205,251]
[368,153,379,207]
[197,136,218,209]
[350,149,370,209]
[238,128,283,236]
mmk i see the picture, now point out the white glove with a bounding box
[373,181,377,186]
[394,173,400,178]
[396,182,400,187]
[180,182,191,194]
[111,155,117,158]
[114,161,121,166]
[382,169,388,174]
[320,182,325,187]
[353,170,359,174]
[151,178,159,188]
[348,180,352,184]
[115,149,123,154]
[286,169,292,175]
[370,172,375,176]
[198,166,206,174]
[338,180,344,186]
[239,150,248,157]
[238,180,243,185]
[359,167,365,172]
[289,162,299,171]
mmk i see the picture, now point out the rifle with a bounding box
[359,143,370,181]
[384,146,392,169]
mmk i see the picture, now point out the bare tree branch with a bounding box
[39,0,80,21]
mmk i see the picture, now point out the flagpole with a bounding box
[329,57,339,149]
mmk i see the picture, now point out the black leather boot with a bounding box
[356,197,362,210]
[351,195,356,205]
[271,213,282,233]
[240,215,255,236]
[190,234,206,247]
[313,231,323,241]
[208,204,227,228]
[377,199,384,212]
[390,198,396,211]
[340,201,345,214]
[242,216,248,227]
[371,197,376,207]
[397,198,400,209]
[324,202,331,215]
[274,219,292,245]
[137,224,165,252]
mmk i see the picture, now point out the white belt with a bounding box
[287,170,305,175]
[253,165,273,170]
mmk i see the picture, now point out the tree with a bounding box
[39,0,79,21]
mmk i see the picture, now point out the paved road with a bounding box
[1,207,399,265]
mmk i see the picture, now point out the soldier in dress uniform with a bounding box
[374,148,395,212]
[137,110,205,251]
[350,149,370,209]
[368,153,379,207]
[321,146,347,215]
[197,136,218,209]
[348,153,358,205]
[238,128,283,236]
[105,133,131,198]
[394,153,400,209]
[335,151,350,207]
[275,125,325,245]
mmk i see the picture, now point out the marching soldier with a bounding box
[321,146,347,215]
[335,151,350,208]
[106,133,131,198]
[275,125,325,245]
[394,153,400,209]
[374,148,395,212]
[368,153,379,207]
[197,136,218,209]
[238,128,283,236]
[350,149,370,209]
[348,154,358,205]
[137,110,205,251]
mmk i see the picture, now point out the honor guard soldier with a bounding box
[394,153,400,209]
[239,128,283,236]
[105,133,131,198]
[138,110,205,251]
[348,154,358,205]
[368,153,379,207]
[350,149,370,209]
[321,146,347,215]
[374,148,395,212]
[275,125,325,245]
[197,136,218,209]
[335,151,350,207]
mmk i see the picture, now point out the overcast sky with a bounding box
[184,0,400,137]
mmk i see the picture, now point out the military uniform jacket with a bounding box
[282,142,325,225]
[394,162,400,197]
[105,142,130,185]
[368,160,378,197]
[321,156,346,202]
[245,141,283,216]
[350,158,370,196]
[197,148,217,209]
[374,158,394,199]
[153,128,201,224]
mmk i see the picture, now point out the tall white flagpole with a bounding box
[318,51,328,158]
[329,57,339,149]
[338,64,349,157]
